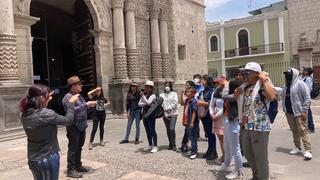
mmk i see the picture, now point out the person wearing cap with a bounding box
[276,68,312,160]
[193,74,207,140]
[62,76,97,178]
[301,67,315,133]
[209,76,226,164]
[120,82,141,145]
[138,80,158,153]
[234,62,276,180]
[88,86,110,150]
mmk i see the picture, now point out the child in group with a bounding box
[181,86,199,159]
[210,76,226,164]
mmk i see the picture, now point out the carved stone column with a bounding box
[160,9,171,80]
[112,0,128,80]
[0,0,20,84]
[125,0,139,80]
[150,6,163,81]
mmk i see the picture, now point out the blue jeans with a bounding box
[187,125,199,153]
[124,110,141,140]
[202,114,217,154]
[28,152,60,180]
[223,118,243,171]
[308,108,314,130]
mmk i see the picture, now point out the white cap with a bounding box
[243,62,262,73]
[145,80,154,87]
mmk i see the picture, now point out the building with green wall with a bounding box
[206,1,291,86]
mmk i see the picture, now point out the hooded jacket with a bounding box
[277,68,311,117]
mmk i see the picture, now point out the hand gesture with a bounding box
[87,101,97,108]
[234,87,243,97]
[259,72,269,82]
[69,94,80,103]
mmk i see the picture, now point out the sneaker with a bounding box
[151,146,159,153]
[88,142,93,150]
[134,138,139,145]
[215,163,231,172]
[206,152,218,160]
[304,151,312,160]
[143,146,152,151]
[186,151,192,156]
[100,140,105,146]
[189,152,198,159]
[290,148,302,155]
[226,171,244,179]
[76,166,89,173]
[119,139,129,144]
[67,169,83,178]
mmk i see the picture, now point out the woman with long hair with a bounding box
[120,82,141,145]
[160,81,178,151]
[20,84,79,180]
[88,87,110,150]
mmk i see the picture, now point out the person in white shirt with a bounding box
[160,81,178,151]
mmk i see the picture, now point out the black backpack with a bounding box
[304,77,320,99]
[258,90,278,124]
[142,96,164,120]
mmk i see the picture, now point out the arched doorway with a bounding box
[238,29,249,56]
[30,0,97,113]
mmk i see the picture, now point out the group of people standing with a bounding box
[19,61,316,180]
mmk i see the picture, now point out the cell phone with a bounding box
[140,89,144,92]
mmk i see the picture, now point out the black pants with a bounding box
[90,111,106,142]
[143,117,157,146]
[181,126,188,146]
[66,125,86,170]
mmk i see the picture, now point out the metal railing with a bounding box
[224,43,284,58]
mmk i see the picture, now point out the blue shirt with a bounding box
[184,98,199,126]
[62,92,88,131]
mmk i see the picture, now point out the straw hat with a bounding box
[145,80,154,87]
[67,76,81,87]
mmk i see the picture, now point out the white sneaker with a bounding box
[215,163,231,172]
[304,151,312,160]
[289,148,302,155]
[151,146,159,153]
[189,152,198,159]
[143,146,152,151]
[226,171,244,179]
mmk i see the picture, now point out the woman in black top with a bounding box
[119,82,141,144]
[88,87,110,150]
[20,84,79,180]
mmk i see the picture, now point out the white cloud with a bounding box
[205,0,233,9]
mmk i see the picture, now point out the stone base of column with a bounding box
[127,49,140,81]
[0,34,20,85]
[161,53,172,80]
[113,48,128,81]
[151,52,163,81]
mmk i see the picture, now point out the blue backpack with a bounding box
[258,90,278,123]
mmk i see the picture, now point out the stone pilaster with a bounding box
[0,0,20,84]
[150,6,163,81]
[112,0,128,81]
[125,0,139,80]
[160,9,172,80]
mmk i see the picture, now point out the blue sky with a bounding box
[205,0,283,22]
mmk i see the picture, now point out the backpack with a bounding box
[258,90,278,123]
[142,96,164,120]
[305,77,320,99]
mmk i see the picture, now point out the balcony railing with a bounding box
[224,43,284,58]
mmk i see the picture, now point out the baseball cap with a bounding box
[240,62,262,73]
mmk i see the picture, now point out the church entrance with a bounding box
[30,0,97,113]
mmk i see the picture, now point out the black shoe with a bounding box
[119,139,129,144]
[67,169,83,178]
[168,145,173,150]
[77,166,89,173]
[180,146,188,153]
[203,149,210,158]
[206,152,218,160]
[172,146,177,151]
[243,162,250,168]
[134,138,139,145]
[309,129,315,133]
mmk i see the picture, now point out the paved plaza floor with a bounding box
[0,103,320,180]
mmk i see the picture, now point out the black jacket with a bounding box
[21,102,75,160]
[126,91,141,111]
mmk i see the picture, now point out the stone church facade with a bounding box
[0,0,207,133]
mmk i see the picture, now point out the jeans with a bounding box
[28,152,60,180]
[202,114,217,154]
[66,125,86,170]
[187,125,199,153]
[308,108,314,130]
[143,117,157,146]
[90,110,106,142]
[223,118,243,171]
[124,110,141,140]
[163,116,177,147]
[181,126,188,147]
[242,129,270,180]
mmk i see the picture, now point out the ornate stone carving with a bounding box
[125,0,135,12]
[90,0,112,32]
[112,0,124,9]
[0,34,19,81]
[151,52,162,79]
[113,48,128,79]
[160,9,170,21]
[135,3,149,20]
[149,6,160,19]
[161,53,171,79]
[127,49,140,79]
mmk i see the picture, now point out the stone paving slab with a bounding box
[116,171,178,180]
